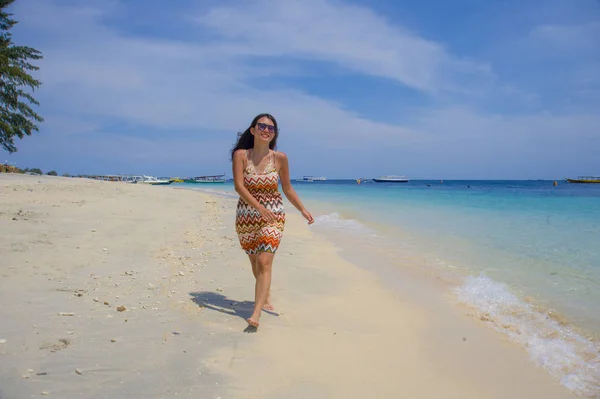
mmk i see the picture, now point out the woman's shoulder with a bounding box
[273,150,288,161]
[233,149,248,160]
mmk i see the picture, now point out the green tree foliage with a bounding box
[0,162,18,172]
[23,166,41,174]
[47,170,57,176]
[0,0,43,153]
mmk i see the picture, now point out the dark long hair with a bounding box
[230,113,279,161]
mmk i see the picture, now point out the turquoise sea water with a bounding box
[179,179,600,397]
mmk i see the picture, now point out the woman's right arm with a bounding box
[232,150,276,223]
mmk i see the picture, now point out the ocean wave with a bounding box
[313,212,377,237]
[455,274,600,398]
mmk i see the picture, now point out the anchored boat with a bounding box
[184,174,226,184]
[373,175,409,183]
[137,176,173,185]
[565,176,600,184]
[296,176,327,182]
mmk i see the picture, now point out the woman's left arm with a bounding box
[277,152,314,225]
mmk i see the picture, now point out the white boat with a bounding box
[296,176,327,182]
[373,175,409,183]
[184,174,226,184]
[137,175,173,185]
[122,175,142,183]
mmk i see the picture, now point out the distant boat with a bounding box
[565,176,600,184]
[184,174,226,184]
[138,175,173,185]
[296,176,327,182]
[373,175,409,183]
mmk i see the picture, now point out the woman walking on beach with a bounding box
[231,113,314,329]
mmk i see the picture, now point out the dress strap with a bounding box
[267,150,277,173]
[245,149,255,173]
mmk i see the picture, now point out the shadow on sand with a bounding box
[189,291,279,333]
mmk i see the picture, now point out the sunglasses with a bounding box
[256,122,275,133]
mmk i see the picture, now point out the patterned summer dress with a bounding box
[235,149,286,254]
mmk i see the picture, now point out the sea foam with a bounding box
[455,275,600,398]
[313,212,377,237]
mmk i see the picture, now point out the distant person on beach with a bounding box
[231,113,314,329]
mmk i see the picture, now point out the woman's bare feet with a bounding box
[247,317,260,328]
[262,291,274,311]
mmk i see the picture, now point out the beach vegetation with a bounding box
[0,0,43,153]
[0,161,17,172]
[0,163,57,175]
[22,166,41,174]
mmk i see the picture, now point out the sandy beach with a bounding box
[0,174,578,399]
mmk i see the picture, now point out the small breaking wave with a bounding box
[455,275,600,398]
[313,212,377,237]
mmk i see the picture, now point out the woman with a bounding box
[231,113,314,329]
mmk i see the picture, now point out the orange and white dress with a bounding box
[235,149,286,254]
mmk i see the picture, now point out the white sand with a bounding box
[0,174,577,398]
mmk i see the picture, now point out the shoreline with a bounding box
[187,183,600,333]
[183,182,600,397]
[0,174,581,398]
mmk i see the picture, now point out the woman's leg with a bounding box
[248,254,258,278]
[247,251,275,326]
[247,254,274,311]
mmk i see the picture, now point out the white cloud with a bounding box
[15,0,423,146]
[530,22,600,51]
[524,20,600,110]
[194,0,494,94]
[414,107,599,140]
[5,0,599,178]
[40,116,100,136]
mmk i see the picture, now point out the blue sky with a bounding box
[3,0,599,179]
